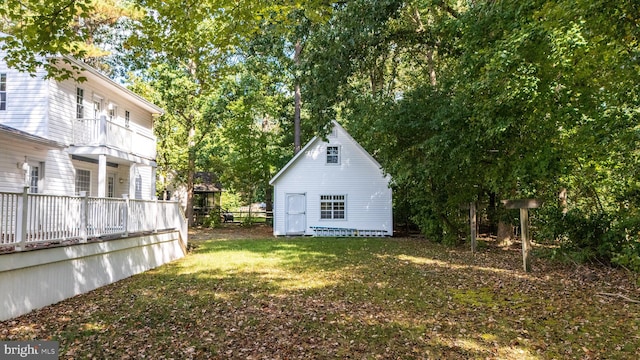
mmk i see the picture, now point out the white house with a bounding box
[0,48,190,322]
[270,121,393,237]
[0,48,162,199]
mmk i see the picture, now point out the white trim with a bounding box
[270,121,384,185]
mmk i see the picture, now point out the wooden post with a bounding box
[470,202,477,254]
[122,194,129,237]
[15,186,29,251]
[501,199,541,272]
[80,191,88,243]
[520,208,531,272]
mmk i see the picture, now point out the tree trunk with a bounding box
[186,126,196,227]
[293,40,302,154]
[497,221,514,247]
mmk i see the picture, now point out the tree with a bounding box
[301,0,640,264]
[0,0,137,78]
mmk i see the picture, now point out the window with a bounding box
[0,73,6,110]
[76,88,84,119]
[109,105,117,122]
[320,195,346,220]
[125,110,130,128]
[107,175,115,198]
[326,146,340,164]
[28,162,43,194]
[93,99,102,119]
[75,169,91,195]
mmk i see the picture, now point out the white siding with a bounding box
[1,50,159,199]
[0,135,73,195]
[130,163,154,200]
[48,77,156,145]
[272,124,392,236]
[47,78,76,144]
[0,53,49,137]
[70,158,133,198]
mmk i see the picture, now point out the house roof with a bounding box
[193,172,222,193]
[61,56,164,115]
[0,32,163,115]
[269,120,386,185]
[0,123,65,148]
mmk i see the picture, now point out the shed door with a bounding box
[285,193,306,235]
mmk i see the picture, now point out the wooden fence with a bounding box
[0,187,187,252]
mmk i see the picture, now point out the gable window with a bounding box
[0,73,6,110]
[320,195,346,220]
[326,146,340,164]
[76,87,84,119]
[75,169,91,195]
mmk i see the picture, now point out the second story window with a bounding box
[0,73,6,111]
[125,110,130,128]
[109,105,118,122]
[76,87,84,119]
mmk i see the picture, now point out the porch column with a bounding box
[151,166,157,199]
[98,154,106,197]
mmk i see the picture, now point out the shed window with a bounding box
[0,73,6,110]
[326,146,340,164]
[320,195,346,219]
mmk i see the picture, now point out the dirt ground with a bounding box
[188,223,275,241]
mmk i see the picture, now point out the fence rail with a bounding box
[0,188,186,252]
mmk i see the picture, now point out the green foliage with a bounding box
[301,0,640,266]
[612,242,640,273]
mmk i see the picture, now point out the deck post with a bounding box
[153,196,158,233]
[79,191,88,243]
[122,194,129,237]
[15,186,29,251]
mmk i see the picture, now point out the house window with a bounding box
[76,87,84,119]
[320,195,346,220]
[75,169,91,195]
[107,175,115,198]
[0,73,7,111]
[93,99,102,119]
[109,105,117,122]
[28,162,43,194]
[326,146,340,164]
[125,110,130,128]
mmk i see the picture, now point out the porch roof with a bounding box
[0,123,65,148]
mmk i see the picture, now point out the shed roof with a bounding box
[269,120,385,185]
[193,172,222,193]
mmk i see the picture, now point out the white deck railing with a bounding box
[72,117,157,159]
[0,188,187,252]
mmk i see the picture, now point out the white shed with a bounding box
[269,121,392,237]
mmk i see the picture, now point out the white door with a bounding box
[285,193,306,235]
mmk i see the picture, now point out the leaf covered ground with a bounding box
[2,226,639,359]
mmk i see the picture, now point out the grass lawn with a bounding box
[1,227,639,359]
